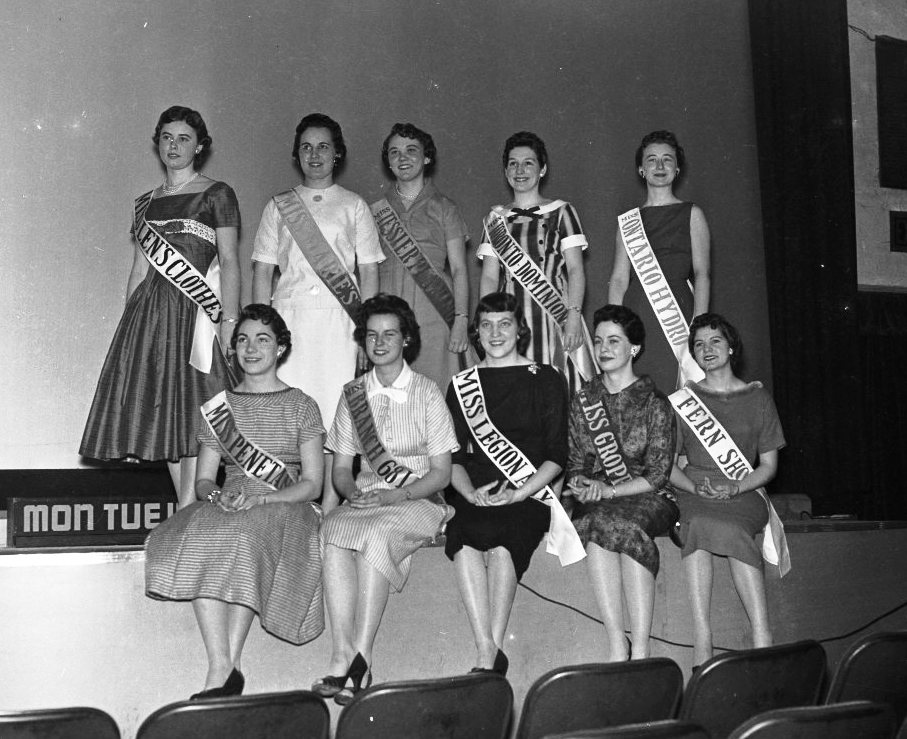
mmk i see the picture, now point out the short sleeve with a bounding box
[476,216,495,260]
[757,391,786,454]
[441,197,469,243]
[424,382,459,457]
[354,197,385,265]
[558,203,588,252]
[206,182,241,229]
[325,391,359,456]
[198,411,220,452]
[251,199,280,265]
[295,391,326,444]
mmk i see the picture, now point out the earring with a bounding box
[728,349,734,354]
[639,171,645,178]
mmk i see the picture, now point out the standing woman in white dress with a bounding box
[252,113,384,511]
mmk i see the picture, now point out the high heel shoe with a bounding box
[190,668,245,700]
[492,649,509,677]
[334,653,372,706]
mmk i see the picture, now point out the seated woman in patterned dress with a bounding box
[145,304,326,699]
[671,313,785,667]
[567,305,678,662]
[444,291,569,675]
[314,294,458,705]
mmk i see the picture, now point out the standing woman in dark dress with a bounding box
[445,291,571,674]
[567,305,678,661]
[80,106,240,507]
[608,130,710,394]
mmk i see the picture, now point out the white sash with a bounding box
[618,207,703,386]
[134,191,225,373]
[201,391,297,491]
[451,365,586,566]
[669,385,791,576]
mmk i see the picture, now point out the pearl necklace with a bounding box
[395,184,421,201]
[161,171,199,196]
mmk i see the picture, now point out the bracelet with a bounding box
[454,312,468,319]
[206,489,222,504]
[222,317,239,324]
[404,488,413,501]
[609,485,617,499]
[568,306,582,313]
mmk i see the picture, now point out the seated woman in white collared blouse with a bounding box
[313,293,458,706]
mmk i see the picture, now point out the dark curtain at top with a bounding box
[748,0,869,515]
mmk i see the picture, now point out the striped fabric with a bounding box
[323,366,458,591]
[145,388,326,644]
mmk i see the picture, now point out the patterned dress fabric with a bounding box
[623,201,695,395]
[567,375,678,577]
[478,200,596,394]
[323,364,459,591]
[444,364,567,579]
[377,180,469,391]
[80,182,239,461]
[252,183,384,430]
[145,388,325,645]
[675,381,785,568]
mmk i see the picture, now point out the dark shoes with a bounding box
[190,668,245,700]
[469,649,509,677]
[313,652,372,706]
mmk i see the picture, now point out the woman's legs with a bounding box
[728,557,772,648]
[192,598,254,689]
[620,553,656,660]
[323,543,358,674]
[586,543,630,662]
[351,554,391,666]
[487,547,518,650]
[168,457,198,509]
[683,549,715,665]
[454,546,496,668]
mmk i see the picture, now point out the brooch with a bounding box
[528,362,539,375]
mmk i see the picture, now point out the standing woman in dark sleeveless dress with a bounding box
[80,106,240,507]
[608,130,710,394]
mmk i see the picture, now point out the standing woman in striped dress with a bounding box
[478,131,597,394]
[314,294,458,705]
[145,304,326,699]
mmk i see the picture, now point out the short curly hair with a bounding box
[353,293,421,364]
[231,303,292,366]
[292,113,347,166]
[635,130,685,170]
[689,313,743,373]
[381,122,437,174]
[502,131,548,171]
[468,292,532,359]
[592,304,646,361]
[152,106,211,166]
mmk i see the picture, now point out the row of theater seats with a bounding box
[1,630,905,739]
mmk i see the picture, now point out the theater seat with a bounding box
[678,639,826,739]
[540,718,709,738]
[334,672,512,739]
[135,690,328,739]
[0,706,120,738]
[515,659,684,739]
[727,700,896,739]
[825,630,907,726]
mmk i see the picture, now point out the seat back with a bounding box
[728,700,897,739]
[0,706,120,739]
[515,659,684,739]
[679,639,827,739]
[540,718,709,738]
[825,630,907,726]
[135,690,329,739]
[335,672,512,739]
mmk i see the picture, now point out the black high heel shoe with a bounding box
[190,668,245,700]
[469,648,509,677]
[334,653,372,706]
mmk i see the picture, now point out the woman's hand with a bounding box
[356,346,369,373]
[567,475,613,503]
[350,489,389,508]
[470,480,506,507]
[219,320,235,357]
[696,477,739,500]
[564,311,584,353]
[448,316,469,353]
[485,483,523,506]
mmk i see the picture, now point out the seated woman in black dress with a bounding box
[445,291,569,674]
[567,305,678,661]
[145,304,326,698]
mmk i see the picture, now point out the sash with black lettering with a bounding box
[669,385,791,576]
[618,207,703,388]
[576,388,634,487]
[343,376,428,494]
[201,391,297,491]
[452,365,586,565]
[273,189,361,321]
[484,208,597,382]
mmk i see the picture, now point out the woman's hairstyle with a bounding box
[231,303,292,365]
[152,106,211,165]
[593,304,646,361]
[353,293,421,364]
[468,292,532,359]
[292,113,347,166]
[689,312,743,372]
[381,122,437,173]
[634,129,686,170]
[502,131,548,171]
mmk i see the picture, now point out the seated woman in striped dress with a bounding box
[145,304,326,699]
[313,294,458,705]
